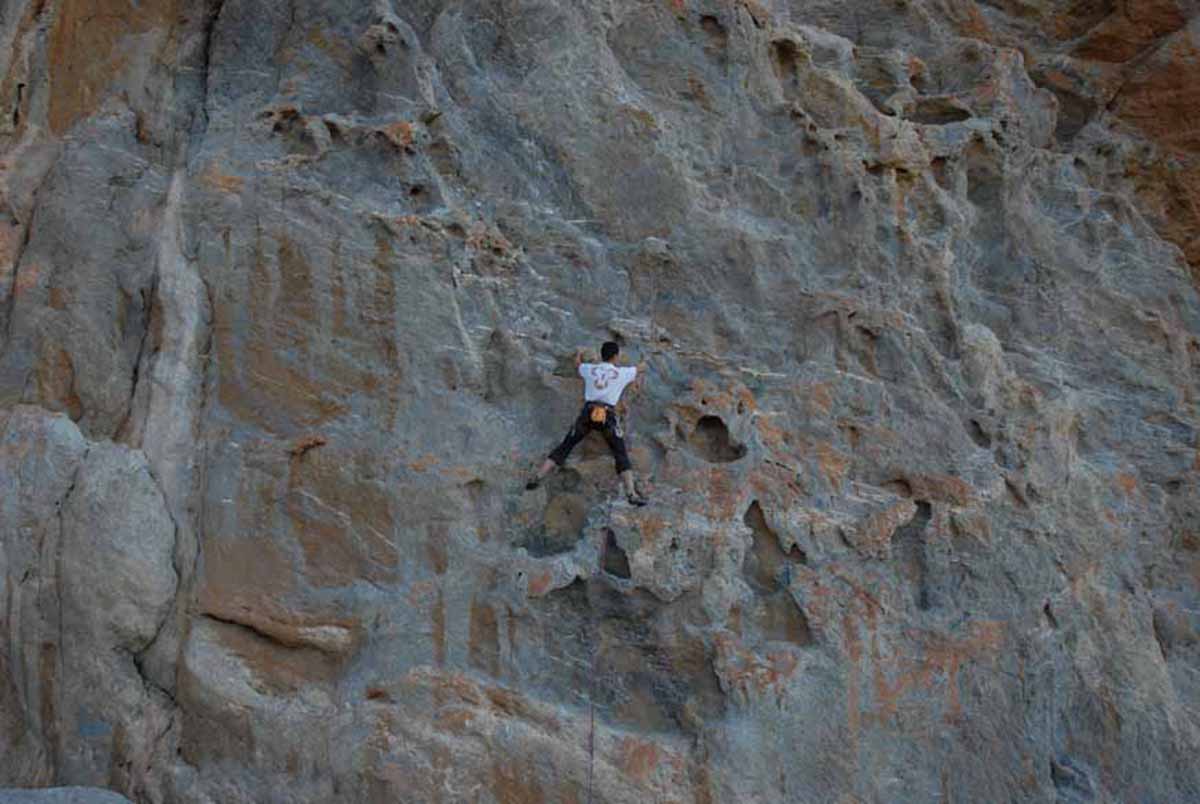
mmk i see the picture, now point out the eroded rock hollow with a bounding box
[2,1,1199,801]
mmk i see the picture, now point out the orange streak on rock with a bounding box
[527,569,554,598]
[47,0,181,135]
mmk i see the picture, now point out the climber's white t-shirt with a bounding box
[580,362,637,406]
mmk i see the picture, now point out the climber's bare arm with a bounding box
[630,360,648,395]
[574,347,586,370]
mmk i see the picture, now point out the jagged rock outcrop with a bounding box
[2,1,1199,802]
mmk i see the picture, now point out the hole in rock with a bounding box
[603,529,632,579]
[967,418,991,448]
[699,14,728,61]
[12,83,24,128]
[700,14,725,40]
[930,156,949,188]
[1042,601,1058,629]
[267,106,301,134]
[839,422,862,449]
[743,501,805,593]
[908,97,972,125]
[689,415,746,463]
[770,39,801,85]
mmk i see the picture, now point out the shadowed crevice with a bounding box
[602,528,631,579]
[891,500,933,610]
[689,415,745,463]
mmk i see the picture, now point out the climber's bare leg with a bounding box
[621,470,647,506]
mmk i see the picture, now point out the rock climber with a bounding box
[526,340,648,506]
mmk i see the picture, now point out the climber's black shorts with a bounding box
[548,402,631,475]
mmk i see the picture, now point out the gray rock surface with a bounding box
[0,790,132,804]
[2,0,1200,802]
[0,792,131,804]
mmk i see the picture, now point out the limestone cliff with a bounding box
[2,1,1199,801]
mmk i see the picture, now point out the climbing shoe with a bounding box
[627,492,648,507]
[525,476,541,491]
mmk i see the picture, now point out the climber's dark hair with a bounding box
[601,341,620,361]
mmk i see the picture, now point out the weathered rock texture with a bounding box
[2,1,1200,801]
[0,789,133,804]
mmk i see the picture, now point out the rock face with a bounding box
[2,1,1199,802]
[0,789,133,804]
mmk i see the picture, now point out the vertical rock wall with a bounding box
[2,1,1199,801]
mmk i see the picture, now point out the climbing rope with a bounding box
[587,657,596,804]
[587,494,618,803]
